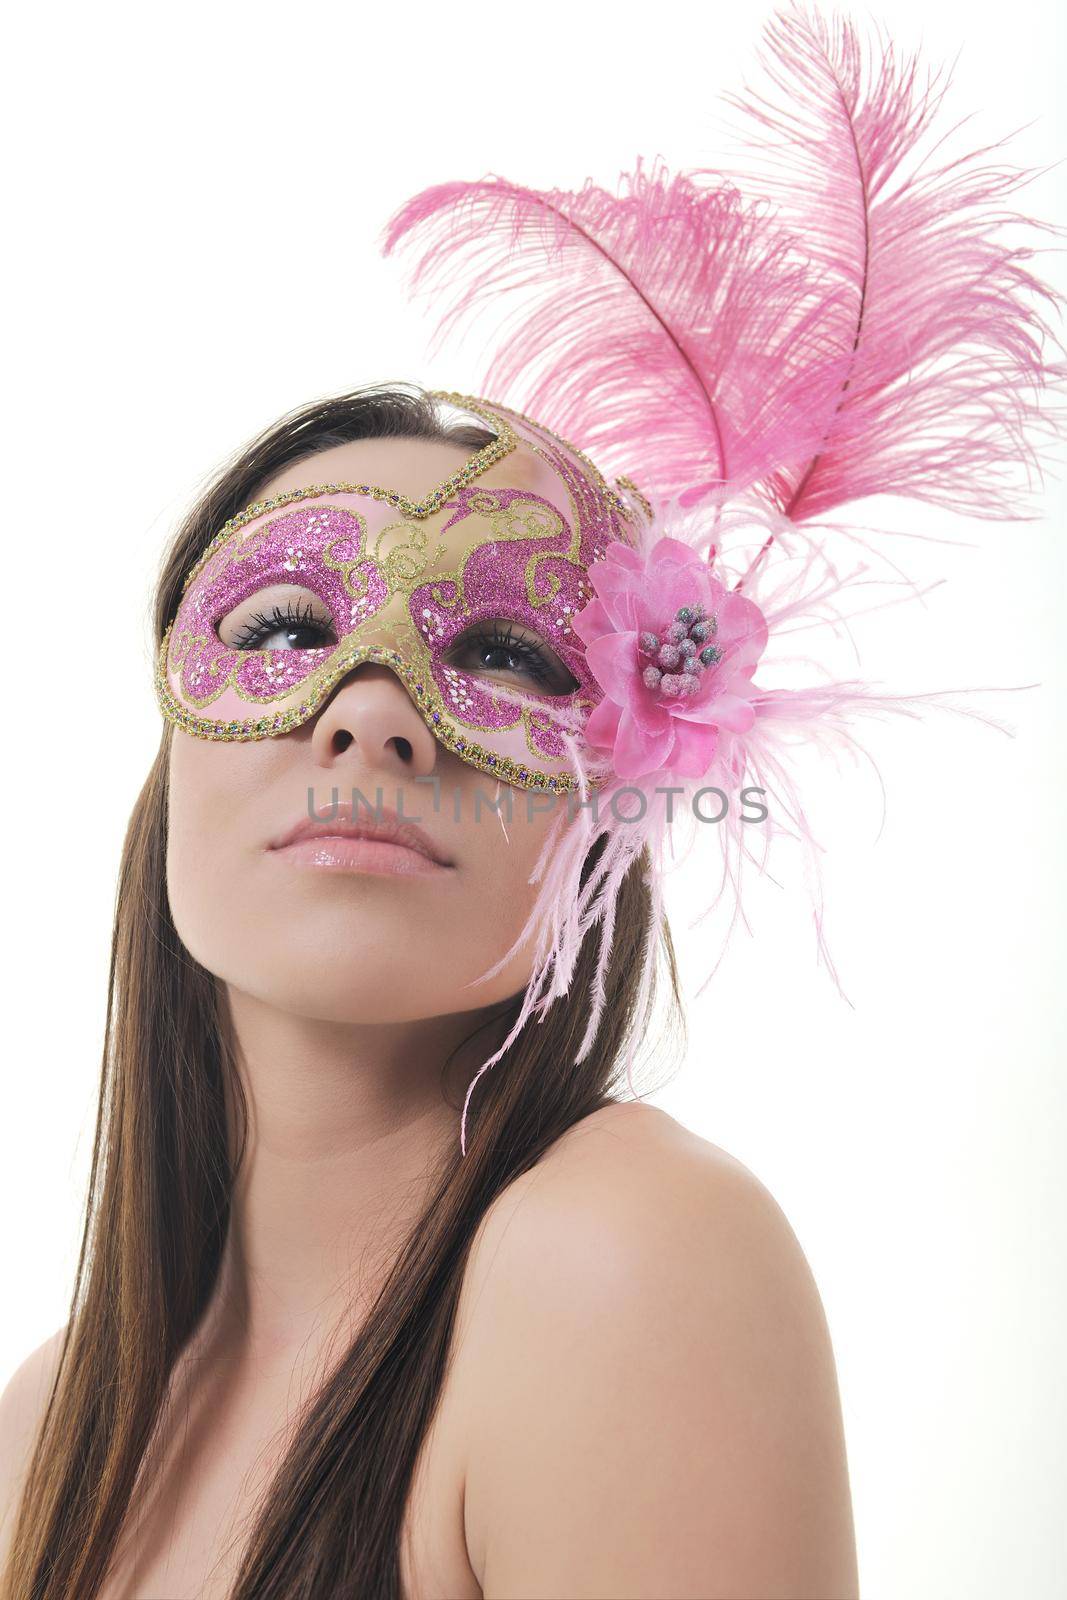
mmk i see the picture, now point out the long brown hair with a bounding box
[3,381,685,1598]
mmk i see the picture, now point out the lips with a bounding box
[268,799,454,867]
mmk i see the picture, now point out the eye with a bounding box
[220,588,336,652]
[444,621,579,695]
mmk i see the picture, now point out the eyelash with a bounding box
[230,599,334,650]
[454,623,565,689]
[228,605,572,692]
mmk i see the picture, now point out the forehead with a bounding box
[253,428,561,514]
[177,393,619,609]
[256,435,476,506]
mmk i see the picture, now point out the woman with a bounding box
[2,5,1060,1595]
[0,383,858,1597]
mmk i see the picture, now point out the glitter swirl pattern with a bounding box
[156,394,646,792]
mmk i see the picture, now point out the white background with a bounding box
[2,2,1064,1596]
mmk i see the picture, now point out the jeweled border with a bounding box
[154,623,607,795]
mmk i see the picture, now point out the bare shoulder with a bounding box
[461,1100,809,1302]
[455,1103,859,1599]
[0,1325,69,1563]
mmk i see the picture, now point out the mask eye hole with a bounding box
[219,585,336,651]
[443,620,580,695]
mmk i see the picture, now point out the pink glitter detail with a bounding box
[172,504,388,707]
[162,399,641,785]
[411,481,606,759]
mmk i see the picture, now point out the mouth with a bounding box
[267,801,455,875]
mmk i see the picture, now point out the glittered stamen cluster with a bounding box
[638,602,721,700]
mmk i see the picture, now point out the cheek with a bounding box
[164,737,566,1022]
[165,735,256,976]
[455,787,563,956]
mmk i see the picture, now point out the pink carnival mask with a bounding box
[155,393,648,792]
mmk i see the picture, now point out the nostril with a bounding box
[392,736,413,761]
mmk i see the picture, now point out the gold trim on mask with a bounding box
[157,392,643,792]
[615,474,655,523]
[155,624,607,794]
[178,393,642,598]
[179,396,519,596]
[433,392,637,526]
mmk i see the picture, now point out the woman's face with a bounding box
[166,435,576,1029]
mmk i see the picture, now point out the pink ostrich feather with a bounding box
[379,1,1066,1155]
[381,156,847,509]
[719,4,1067,538]
[452,489,1024,1155]
[382,2,1066,535]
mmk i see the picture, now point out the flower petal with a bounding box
[627,687,673,737]
[613,703,676,779]
[656,691,720,729]
[601,539,645,572]
[665,716,720,779]
[570,596,613,646]
[583,631,641,701]
[668,685,758,734]
[715,593,769,677]
[584,695,623,750]
[705,692,757,734]
[650,536,704,570]
[586,565,643,630]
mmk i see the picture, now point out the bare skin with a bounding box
[0,1102,860,1598]
[0,434,860,1597]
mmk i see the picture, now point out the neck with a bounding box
[191,984,501,1373]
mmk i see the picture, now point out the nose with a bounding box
[308,661,442,782]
